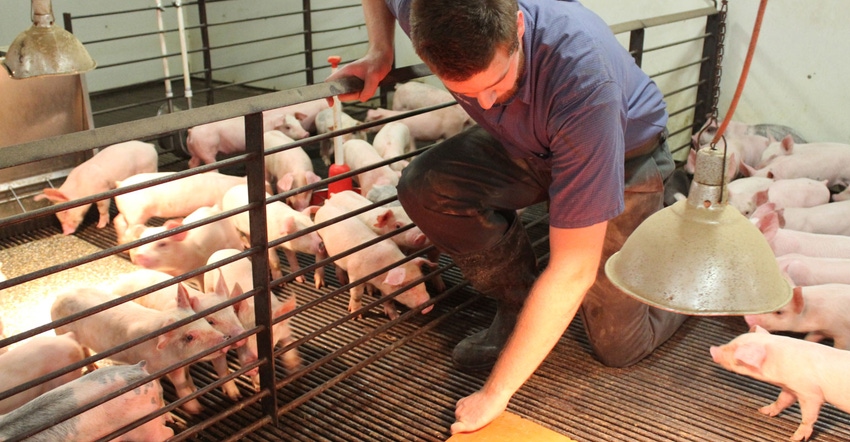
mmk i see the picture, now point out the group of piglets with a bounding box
[316,81,473,166]
[10,89,456,439]
[0,261,300,439]
[0,318,173,440]
[694,119,850,440]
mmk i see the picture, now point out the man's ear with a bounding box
[516,10,526,40]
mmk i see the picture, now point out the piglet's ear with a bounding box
[384,267,406,286]
[733,342,766,369]
[790,287,805,315]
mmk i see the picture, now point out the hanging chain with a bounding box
[709,0,728,125]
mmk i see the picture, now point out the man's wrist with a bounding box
[480,381,514,407]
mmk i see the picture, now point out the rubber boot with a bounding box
[451,214,538,371]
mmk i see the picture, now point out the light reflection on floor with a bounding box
[0,234,137,348]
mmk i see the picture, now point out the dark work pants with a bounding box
[397,126,687,367]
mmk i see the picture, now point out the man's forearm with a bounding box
[362,0,396,58]
[480,268,585,401]
[480,223,606,403]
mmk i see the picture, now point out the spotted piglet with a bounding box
[0,362,174,441]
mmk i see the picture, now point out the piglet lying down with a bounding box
[710,326,850,441]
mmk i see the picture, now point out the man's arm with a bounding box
[451,221,607,434]
[326,0,397,102]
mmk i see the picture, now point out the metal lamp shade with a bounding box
[604,146,792,315]
[3,0,96,79]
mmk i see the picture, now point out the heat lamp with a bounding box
[604,146,792,315]
[3,0,96,79]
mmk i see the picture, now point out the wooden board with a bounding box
[448,412,579,442]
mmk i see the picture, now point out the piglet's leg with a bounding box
[791,396,824,441]
[313,250,327,289]
[282,249,306,283]
[211,354,241,401]
[759,389,797,417]
[96,199,112,228]
[382,301,399,321]
[348,285,364,318]
[167,367,203,414]
[268,249,283,281]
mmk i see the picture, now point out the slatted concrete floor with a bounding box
[5,203,850,442]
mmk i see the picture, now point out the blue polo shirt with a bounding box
[386,0,668,228]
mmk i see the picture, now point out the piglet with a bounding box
[728,177,830,217]
[342,139,400,198]
[35,140,158,235]
[128,205,244,289]
[221,184,327,288]
[324,190,428,250]
[315,108,367,165]
[739,141,850,188]
[372,121,416,171]
[206,249,301,389]
[686,134,771,182]
[264,98,329,133]
[109,268,255,401]
[264,130,321,211]
[51,286,228,414]
[776,200,850,236]
[392,81,455,110]
[0,332,86,414]
[744,284,850,349]
[113,171,246,244]
[325,190,444,292]
[692,118,806,148]
[0,361,174,442]
[315,200,435,320]
[186,111,309,168]
[776,254,850,286]
[758,135,850,168]
[751,203,850,258]
[365,106,471,143]
[710,325,850,441]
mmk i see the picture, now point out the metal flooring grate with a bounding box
[5,204,850,441]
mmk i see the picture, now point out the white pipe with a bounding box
[329,58,344,166]
[332,95,344,166]
[155,0,175,113]
[174,0,193,109]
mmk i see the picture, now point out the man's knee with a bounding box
[580,278,687,368]
[397,156,431,222]
[591,340,655,368]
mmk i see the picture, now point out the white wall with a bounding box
[715,0,850,144]
[2,1,848,144]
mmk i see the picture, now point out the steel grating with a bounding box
[3,203,850,442]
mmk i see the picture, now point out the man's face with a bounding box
[442,45,523,110]
[440,10,526,110]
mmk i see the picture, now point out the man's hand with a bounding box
[324,51,394,105]
[450,389,510,434]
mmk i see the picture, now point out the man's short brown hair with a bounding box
[410,0,519,82]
